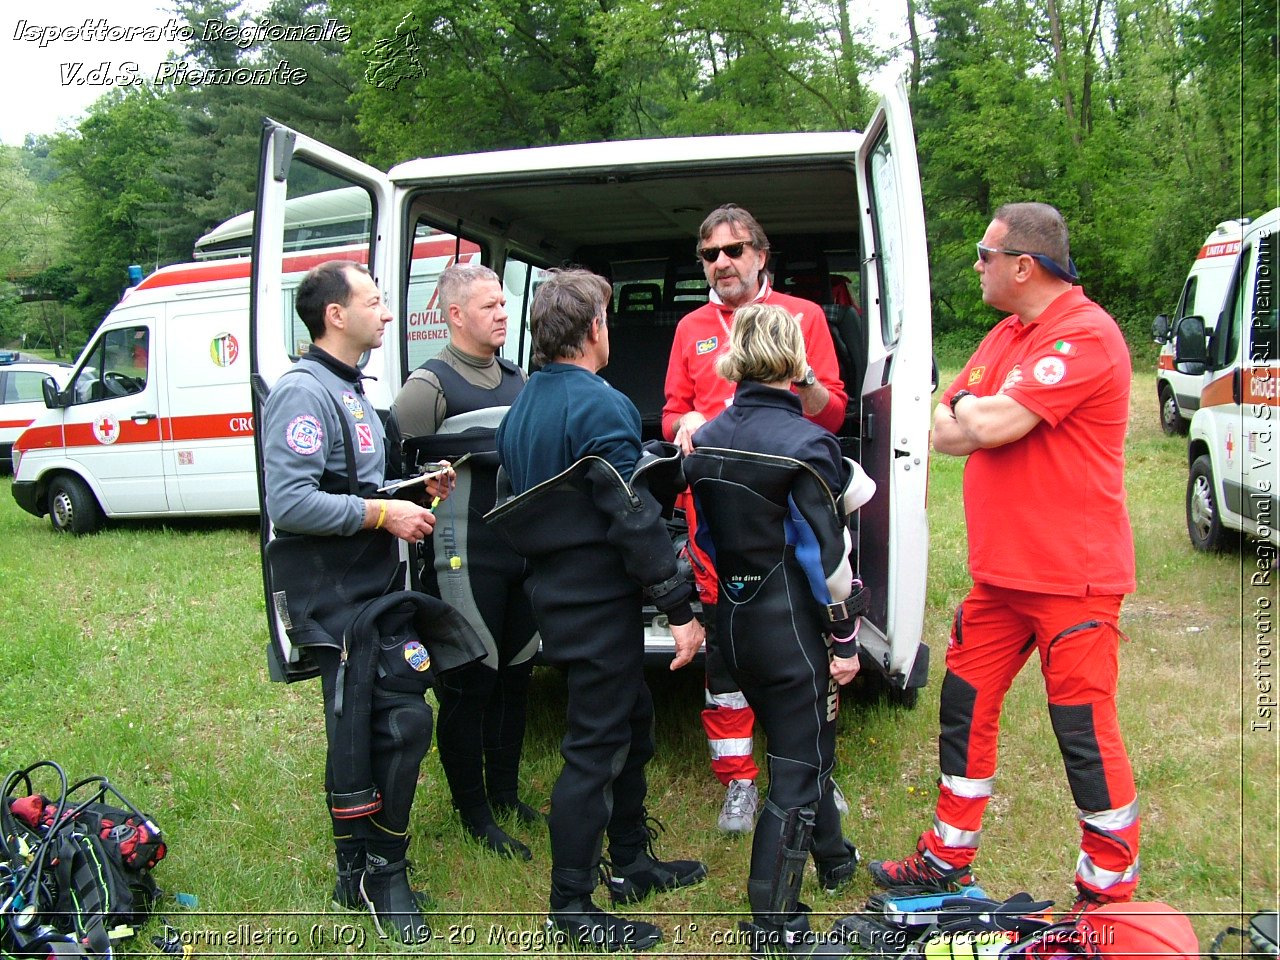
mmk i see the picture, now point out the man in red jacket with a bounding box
[868,202,1140,911]
[663,204,848,833]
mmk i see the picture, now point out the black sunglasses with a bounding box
[976,243,1079,282]
[698,242,751,263]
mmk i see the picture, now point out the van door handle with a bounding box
[132,411,157,423]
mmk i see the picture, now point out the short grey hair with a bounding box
[438,263,500,312]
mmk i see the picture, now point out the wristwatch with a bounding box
[793,366,817,388]
[949,389,974,414]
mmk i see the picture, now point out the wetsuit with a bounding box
[686,381,873,921]
[392,349,540,852]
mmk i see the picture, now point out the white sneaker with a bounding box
[831,780,850,816]
[718,779,759,834]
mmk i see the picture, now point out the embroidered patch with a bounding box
[1033,356,1067,385]
[1053,339,1076,356]
[403,640,431,672]
[355,422,376,453]
[968,366,985,386]
[341,391,365,420]
[285,414,324,455]
[695,336,718,355]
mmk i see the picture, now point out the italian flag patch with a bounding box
[1053,340,1076,355]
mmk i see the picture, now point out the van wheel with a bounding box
[48,475,102,535]
[1159,384,1186,435]
[1186,455,1226,551]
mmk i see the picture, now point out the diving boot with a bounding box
[815,839,861,894]
[360,852,431,945]
[738,909,853,959]
[459,803,533,861]
[607,813,707,904]
[547,896,662,953]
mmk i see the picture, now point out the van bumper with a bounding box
[12,479,42,517]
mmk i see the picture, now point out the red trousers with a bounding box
[920,583,1140,901]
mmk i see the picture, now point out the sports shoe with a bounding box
[816,839,861,893]
[867,842,975,892]
[332,856,433,912]
[719,778,759,834]
[547,896,662,952]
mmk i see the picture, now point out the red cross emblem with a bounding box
[93,416,120,445]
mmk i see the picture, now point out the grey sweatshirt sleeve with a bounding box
[262,372,367,536]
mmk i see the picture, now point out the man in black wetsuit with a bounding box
[391,264,541,860]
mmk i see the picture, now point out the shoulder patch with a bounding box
[968,366,985,386]
[1032,356,1067,385]
[286,414,324,455]
[695,336,719,355]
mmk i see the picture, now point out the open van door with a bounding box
[853,78,932,694]
[250,120,402,679]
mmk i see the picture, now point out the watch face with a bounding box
[804,367,816,386]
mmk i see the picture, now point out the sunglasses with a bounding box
[976,243,1079,282]
[698,241,751,263]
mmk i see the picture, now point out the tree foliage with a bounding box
[6,0,1275,353]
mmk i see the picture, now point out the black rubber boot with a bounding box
[607,849,708,905]
[490,793,547,826]
[360,852,431,945]
[606,814,708,904]
[815,839,861,893]
[738,908,853,959]
[459,803,533,861]
[331,842,365,911]
[548,866,662,953]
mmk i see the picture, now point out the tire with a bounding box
[1186,454,1226,552]
[48,475,102,535]
[1159,384,1187,436]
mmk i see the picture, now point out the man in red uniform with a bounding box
[868,202,1140,909]
[662,204,848,833]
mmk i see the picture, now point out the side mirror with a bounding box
[1173,315,1208,375]
[1152,314,1170,343]
[41,376,67,409]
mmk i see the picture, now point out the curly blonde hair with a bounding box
[715,303,808,384]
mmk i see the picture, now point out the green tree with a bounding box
[49,88,183,323]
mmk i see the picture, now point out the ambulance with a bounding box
[249,78,934,698]
[1173,208,1280,550]
[1152,219,1246,434]
[10,197,475,534]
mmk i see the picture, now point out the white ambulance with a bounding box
[1152,219,1246,434]
[249,79,934,698]
[10,220,477,533]
[1173,208,1280,550]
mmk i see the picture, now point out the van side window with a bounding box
[503,257,547,368]
[71,326,150,404]
[402,217,485,372]
[1213,246,1248,370]
[1175,276,1197,320]
[1249,232,1278,364]
[3,372,49,404]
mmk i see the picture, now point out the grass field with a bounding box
[0,369,1274,956]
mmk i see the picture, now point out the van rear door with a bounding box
[853,79,932,689]
[250,120,403,678]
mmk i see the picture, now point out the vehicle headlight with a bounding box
[10,448,20,473]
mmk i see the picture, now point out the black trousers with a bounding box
[535,590,654,874]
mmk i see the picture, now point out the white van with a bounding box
[1153,219,1246,434]
[250,79,934,698]
[10,215,476,533]
[1173,208,1279,550]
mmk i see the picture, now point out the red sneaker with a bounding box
[867,843,975,892]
